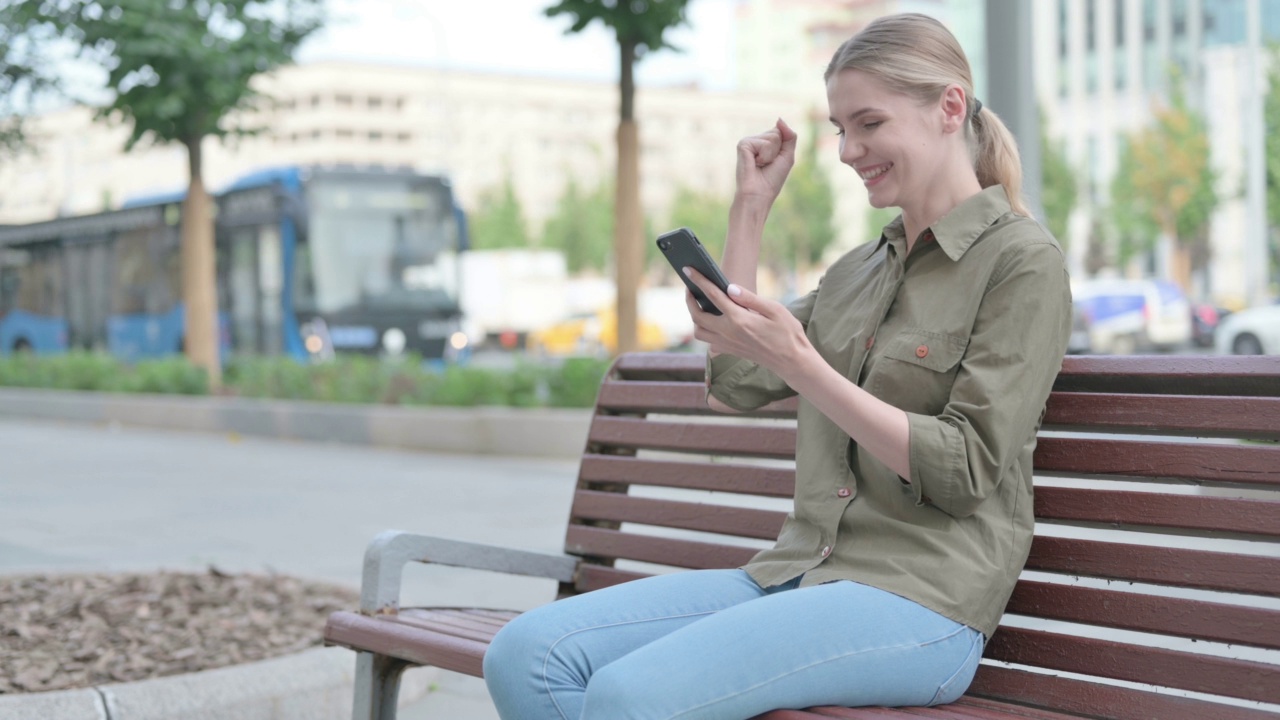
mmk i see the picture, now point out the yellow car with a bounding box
[528,307,668,356]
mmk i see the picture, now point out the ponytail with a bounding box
[970,106,1030,216]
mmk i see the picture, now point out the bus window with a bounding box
[112,229,152,314]
[0,249,29,315]
[63,237,111,350]
[306,178,460,313]
[16,246,65,316]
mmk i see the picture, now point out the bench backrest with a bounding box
[565,352,1280,720]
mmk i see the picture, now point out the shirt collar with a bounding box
[875,185,1013,261]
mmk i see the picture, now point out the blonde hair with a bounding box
[825,13,1029,216]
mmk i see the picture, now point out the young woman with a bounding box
[484,13,1071,719]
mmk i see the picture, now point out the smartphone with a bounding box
[656,227,732,315]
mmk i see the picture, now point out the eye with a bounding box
[862,121,883,130]
[833,127,845,137]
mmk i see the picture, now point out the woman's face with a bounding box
[826,68,944,212]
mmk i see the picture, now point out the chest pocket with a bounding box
[866,329,968,415]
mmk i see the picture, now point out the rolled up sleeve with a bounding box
[905,241,1071,517]
[706,286,821,412]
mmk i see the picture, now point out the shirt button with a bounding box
[837,487,851,498]
[916,344,929,358]
[821,545,832,558]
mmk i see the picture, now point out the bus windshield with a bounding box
[301,177,460,314]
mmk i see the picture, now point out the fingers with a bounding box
[776,118,798,156]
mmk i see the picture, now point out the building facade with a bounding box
[1036,0,1280,306]
[0,61,801,238]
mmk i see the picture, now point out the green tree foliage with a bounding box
[17,0,323,386]
[542,177,614,273]
[0,5,60,160]
[763,125,837,275]
[470,173,532,250]
[1106,75,1217,290]
[1040,112,1079,246]
[665,186,730,264]
[863,206,899,246]
[545,0,691,354]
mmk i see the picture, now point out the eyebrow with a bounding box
[828,108,884,124]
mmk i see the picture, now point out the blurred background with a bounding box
[0,0,1277,405]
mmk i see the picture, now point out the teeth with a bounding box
[859,165,890,180]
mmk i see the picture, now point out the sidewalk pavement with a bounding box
[0,417,582,718]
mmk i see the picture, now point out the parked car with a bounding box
[1071,278,1192,354]
[1214,303,1280,355]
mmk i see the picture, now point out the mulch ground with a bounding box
[0,569,360,694]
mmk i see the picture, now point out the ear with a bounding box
[938,84,968,135]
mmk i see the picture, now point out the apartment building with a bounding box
[0,61,801,234]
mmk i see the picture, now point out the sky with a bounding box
[40,0,737,109]
[297,0,738,90]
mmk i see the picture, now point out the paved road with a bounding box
[0,418,581,718]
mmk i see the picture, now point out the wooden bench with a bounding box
[325,352,1280,720]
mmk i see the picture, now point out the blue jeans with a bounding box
[483,569,984,720]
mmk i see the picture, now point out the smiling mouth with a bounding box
[858,163,892,181]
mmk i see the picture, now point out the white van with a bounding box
[1071,278,1192,354]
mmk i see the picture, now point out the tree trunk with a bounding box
[182,138,221,390]
[615,38,641,356]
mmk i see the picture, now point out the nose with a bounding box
[839,135,864,166]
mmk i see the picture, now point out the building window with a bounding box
[1143,0,1157,42]
[368,96,383,109]
[1115,0,1126,46]
[1058,0,1069,57]
[368,130,383,141]
[1172,0,1188,37]
[396,132,412,143]
[310,95,321,108]
[1086,0,1097,51]
[335,94,353,107]
[336,129,353,139]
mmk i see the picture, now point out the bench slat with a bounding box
[324,610,496,678]
[610,353,1280,394]
[1052,355,1280,396]
[987,626,1280,704]
[1034,437,1280,487]
[1005,580,1280,649]
[1026,536,1280,596]
[1034,486,1280,538]
[1043,392,1280,438]
[579,454,795,497]
[574,563,648,593]
[565,525,758,570]
[969,665,1280,720]
[570,489,787,541]
[598,380,800,417]
[589,416,797,459]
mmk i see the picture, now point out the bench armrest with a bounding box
[359,529,580,614]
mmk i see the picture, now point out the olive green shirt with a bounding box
[707,186,1071,637]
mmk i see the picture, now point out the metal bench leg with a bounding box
[352,651,412,720]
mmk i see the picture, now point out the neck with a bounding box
[901,154,984,253]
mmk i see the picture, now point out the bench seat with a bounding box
[325,353,1280,720]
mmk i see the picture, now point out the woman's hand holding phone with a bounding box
[682,266,813,376]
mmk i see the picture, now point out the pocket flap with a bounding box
[881,329,967,372]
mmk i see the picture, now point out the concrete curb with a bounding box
[0,388,592,459]
[0,647,436,720]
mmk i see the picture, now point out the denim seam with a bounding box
[666,623,973,720]
[927,630,983,706]
[541,610,721,720]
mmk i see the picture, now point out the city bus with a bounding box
[0,165,469,362]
